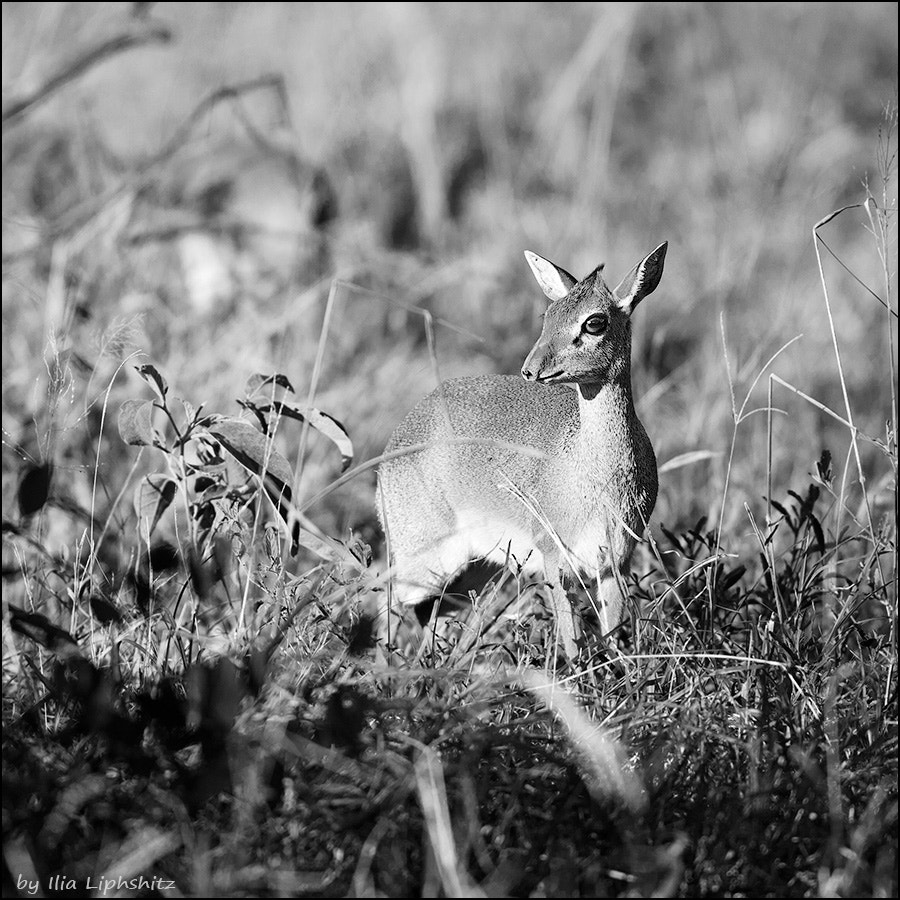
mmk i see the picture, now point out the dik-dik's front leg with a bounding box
[551,578,582,659]
[596,570,627,636]
[548,554,630,658]
[542,551,581,659]
[593,528,637,637]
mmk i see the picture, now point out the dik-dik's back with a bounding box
[378,241,667,655]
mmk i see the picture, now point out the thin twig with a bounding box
[3,20,172,124]
[813,208,888,595]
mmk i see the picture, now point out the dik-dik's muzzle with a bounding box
[521,340,559,382]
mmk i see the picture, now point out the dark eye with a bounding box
[582,314,608,335]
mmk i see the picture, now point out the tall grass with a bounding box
[2,3,897,897]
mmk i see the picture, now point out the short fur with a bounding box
[378,242,667,655]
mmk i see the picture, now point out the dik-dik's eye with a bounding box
[582,314,608,335]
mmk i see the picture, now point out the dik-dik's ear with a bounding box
[613,241,668,315]
[524,251,577,302]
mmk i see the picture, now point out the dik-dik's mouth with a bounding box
[533,370,570,384]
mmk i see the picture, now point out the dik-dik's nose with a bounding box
[521,343,547,381]
[521,360,543,381]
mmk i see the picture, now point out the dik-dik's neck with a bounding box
[576,359,639,449]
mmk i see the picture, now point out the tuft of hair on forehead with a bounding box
[567,265,603,293]
[553,268,614,315]
[583,265,614,302]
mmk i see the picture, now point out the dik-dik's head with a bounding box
[520,242,667,389]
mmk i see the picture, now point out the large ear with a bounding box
[613,241,668,314]
[524,251,577,302]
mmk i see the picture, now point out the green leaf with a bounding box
[118,399,155,447]
[816,449,833,486]
[246,372,295,396]
[236,399,271,434]
[136,364,168,404]
[719,565,746,592]
[659,525,684,554]
[808,512,827,556]
[134,474,177,539]
[9,605,80,657]
[268,401,354,472]
[208,419,294,513]
[770,500,792,528]
[18,462,53,516]
[88,594,122,625]
[183,435,225,468]
[181,398,197,425]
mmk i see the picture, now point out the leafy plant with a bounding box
[119,363,353,557]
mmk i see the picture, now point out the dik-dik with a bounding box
[378,242,667,657]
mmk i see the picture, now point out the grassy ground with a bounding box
[2,3,897,897]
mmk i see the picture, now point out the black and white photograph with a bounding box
[2,2,897,897]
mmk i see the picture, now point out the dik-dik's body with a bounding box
[378,241,667,656]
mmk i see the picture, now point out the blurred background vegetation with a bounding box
[2,0,896,567]
[2,6,897,896]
